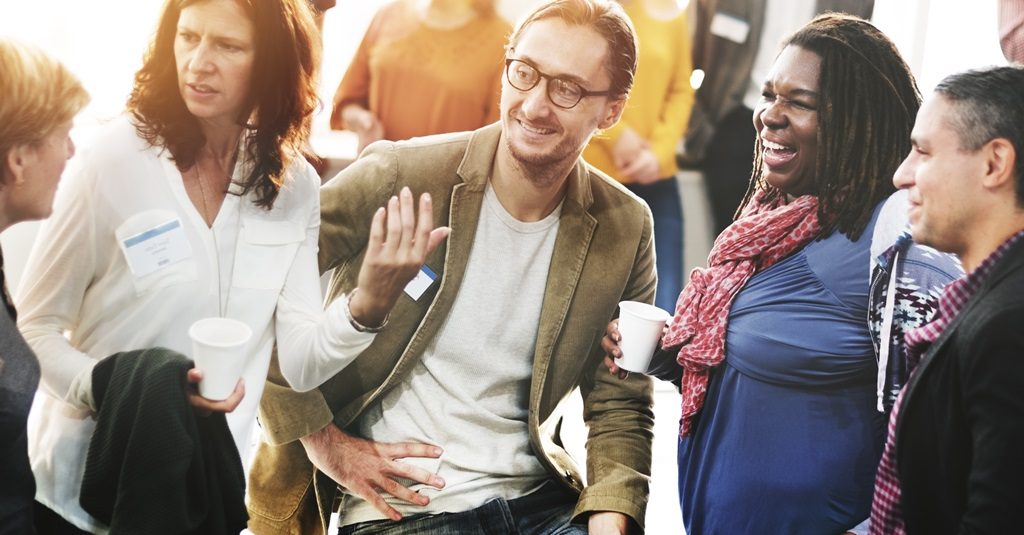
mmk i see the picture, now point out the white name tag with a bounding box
[119,218,192,278]
[403,265,437,301]
[710,12,750,44]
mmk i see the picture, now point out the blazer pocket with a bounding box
[115,209,198,296]
[231,218,305,290]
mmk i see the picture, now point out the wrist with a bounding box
[346,288,389,333]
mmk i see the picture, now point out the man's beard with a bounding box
[504,131,581,188]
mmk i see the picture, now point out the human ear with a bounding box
[983,138,1016,192]
[4,146,31,187]
[598,98,626,130]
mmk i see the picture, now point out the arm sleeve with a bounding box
[574,208,658,528]
[16,158,101,409]
[259,143,399,444]
[329,9,381,130]
[959,310,1024,533]
[649,14,695,177]
[273,164,376,393]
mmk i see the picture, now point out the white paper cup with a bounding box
[188,317,252,400]
[617,301,671,373]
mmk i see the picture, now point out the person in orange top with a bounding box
[584,0,694,312]
[330,0,510,152]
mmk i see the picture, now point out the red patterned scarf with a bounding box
[663,192,821,436]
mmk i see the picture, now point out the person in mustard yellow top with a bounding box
[330,0,510,152]
[584,0,694,313]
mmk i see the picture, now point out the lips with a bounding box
[762,138,797,167]
[517,117,556,136]
[186,82,217,95]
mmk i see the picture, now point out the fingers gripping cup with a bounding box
[188,317,252,400]
[616,301,671,373]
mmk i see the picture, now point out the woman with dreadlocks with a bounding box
[602,14,961,533]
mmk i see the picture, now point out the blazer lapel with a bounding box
[372,129,494,394]
[529,160,597,420]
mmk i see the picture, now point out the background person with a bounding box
[16,0,442,532]
[583,0,693,313]
[330,0,509,152]
[0,38,88,535]
[603,14,960,534]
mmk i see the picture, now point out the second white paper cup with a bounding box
[617,301,671,373]
[189,317,252,400]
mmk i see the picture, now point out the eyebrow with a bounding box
[762,81,819,100]
[514,53,591,87]
[176,23,251,47]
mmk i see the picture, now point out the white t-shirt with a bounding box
[17,117,372,532]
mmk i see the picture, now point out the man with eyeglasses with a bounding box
[247,1,655,534]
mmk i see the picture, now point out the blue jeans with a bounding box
[626,178,684,313]
[337,481,586,535]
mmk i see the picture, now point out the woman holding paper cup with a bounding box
[15,0,446,531]
[0,38,88,535]
[601,14,961,534]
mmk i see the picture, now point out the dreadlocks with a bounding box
[738,13,921,240]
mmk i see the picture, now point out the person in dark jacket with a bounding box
[870,65,1024,534]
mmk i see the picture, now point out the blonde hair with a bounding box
[0,39,89,165]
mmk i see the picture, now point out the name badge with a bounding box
[119,218,193,278]
[710,12,750,44]
[404,265,437,301]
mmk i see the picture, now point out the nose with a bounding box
[893,152,915,190]
[66,136,75,160]
[519,78,553,119]
[188,41,214,74]
[759,99,787,130]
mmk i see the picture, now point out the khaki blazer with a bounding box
[247,123,657,534]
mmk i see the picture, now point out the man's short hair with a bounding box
[506,0,638,99]
[934,65,1024,205]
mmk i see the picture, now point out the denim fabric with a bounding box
[338,481,585,535]
[626,178,684,313]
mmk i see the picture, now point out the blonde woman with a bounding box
[0,38,88,534]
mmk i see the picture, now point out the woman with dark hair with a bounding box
[602,14,962,534]
[17,0,444,532]
[330,0,510,151]
[0,38,88,535]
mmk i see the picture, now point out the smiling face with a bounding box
[893,94,988,257]
[499,17,624,184]
[753,45,822,197]
[174,0,256,129]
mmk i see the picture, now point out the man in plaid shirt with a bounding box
[869,65,1024,534]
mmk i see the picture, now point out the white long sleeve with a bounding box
[273,185,375,392]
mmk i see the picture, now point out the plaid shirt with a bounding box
[869,229,1024,534]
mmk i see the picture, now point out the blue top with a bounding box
[679,208,885,535]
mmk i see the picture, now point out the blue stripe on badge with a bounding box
[122,220,182,248]
[421,265,437,280]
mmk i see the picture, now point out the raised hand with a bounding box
[349,187,450,328]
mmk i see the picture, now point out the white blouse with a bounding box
[17,117,369,532]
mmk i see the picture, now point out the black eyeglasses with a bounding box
[504,58,613,109]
